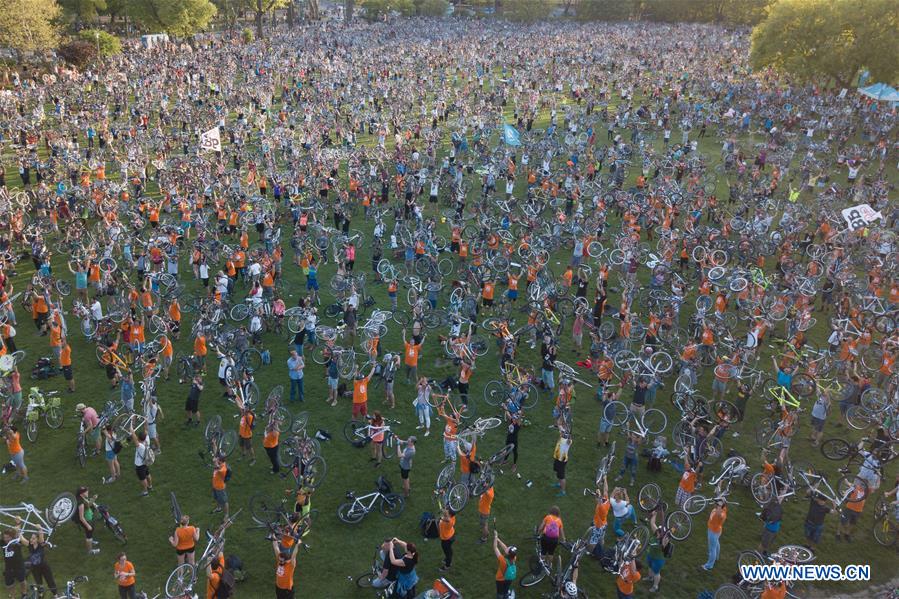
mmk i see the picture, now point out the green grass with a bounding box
[1,86,896,599]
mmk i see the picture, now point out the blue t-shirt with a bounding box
[776,369,793,389]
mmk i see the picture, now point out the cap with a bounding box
[407,436,417,443]
[75,403,86,411]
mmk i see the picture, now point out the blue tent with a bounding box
[858,83,899,103]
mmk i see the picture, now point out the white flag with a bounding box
[199,126,222,153]
[841,203,882,231]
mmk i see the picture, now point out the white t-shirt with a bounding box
[610,497,630,517]
[134,441,150,467]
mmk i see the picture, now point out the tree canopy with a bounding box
[0,0,61,55]
[750,0,899,87]
[127,0,217,37]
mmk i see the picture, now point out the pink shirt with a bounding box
[82,407,99,428]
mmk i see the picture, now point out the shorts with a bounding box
[275,587,295,599]
[176,547,195,556]
[507,290,518,300]
[63,365,73,381]
[811,416,825,432]
[185,397,199,413]
[52,345,62,359]
[553,459,567,479]
[4,564,26,586]
[8,391,22,410]
[136,464,149,481]
[239,436,252,449]
[400,467,410,480]
[760,527,779,548]
[306,279,319,291]
[147,423,157,440]
[352,402,368,419]
[385,380,394,393]
[327,377,339,390]
[588,524,606,546]
[840,508,860,525]
[648,556,665,574]
[540,535,559,555]
[483,298,493,307]
[106,364,117,379]
[599,418,613,433]
[212,488,228,506]
[804,521,824,543]
[712,378,727,394]
[10,450,25,471]
[106,450,116,461]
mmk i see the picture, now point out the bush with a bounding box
[57,40,97,68]
[77,30,121,57]
[416,0,449,16]
[241,28,253,43]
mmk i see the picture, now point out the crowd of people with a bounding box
[0,12,897,599]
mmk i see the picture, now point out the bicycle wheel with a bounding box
[649,351,673,374]
[25,419,38,443]
[519,556,547,587]
[602,401,628,426]
[624,525,650,555]
[820,438,851,460]
[490,443,515,465]
[165,563,195,598]
[108,520,127,544]
[737,549,765,571]
[446,483,470,512]
[520,383,539,410]
[337,501,366,524]
[750,473,773,505]
[218,430,237,457]
[355,573,376,588]
[845,405,874,430]
[46,492,76,526]
[873,515,899,547]
[791,373,816,398]
[240,348,263,371]
[641,408,667,434]
[437,463,456,489]
[638,483,661,511]
[666,510,692,541]
[205,416,222,442]
[715,583,749,599]
[483,380,507,406]
[682,495,707,515]
[774,545,814,563]
[302,456,327,489]
[343,420,367,443]
[379,493,406,519]
[700,436,722,464]
[861,388,889,411]
[250,492,279,525]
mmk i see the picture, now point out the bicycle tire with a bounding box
[638,483,661,511]
[47,492,76,526]
[165,563,195,598]
[737,549,765,571]
[337,502,366,524]
[820,438,851,460]
[380,493,406,518]
[109,521,128,544]
[714,583,749,599]
[446,484,469,512]
[520,383,539,410]
[774,545,814,563]
[624,525,650,556]
[302,455,328,489]
[25,420,38,443]
[250,492,278,525]
[344,420,367,443]
[641,408,667,435]
[218,430,237,457]
[683,495,707,515]
[873,515,899,547]
[666,510,692,541]
[205,416,223,442]
[355,573,376,588]
[791,373,816,398]
[750,473,773,505]
[602,401,628,426]
[519,556,547,588]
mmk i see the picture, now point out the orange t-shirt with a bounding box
[6,431,22,456]
[353,377,369,404]
[478,486,495,516]
[679,469,697,493]
[845,485,866,513]
[593,498,611,528]
[275,559,295,590]
[194,336,207,357]
[404,341,421,366]
[206,571,220,599]
[616,567,641,595]
[495,555,510,581]
[263,429,279,449]
[761,583,787,599]
[49,326,62,347]
[175,526,197,550]
[439,515,456,540]
[115,561,136,587]
[708,506,727,534]
[212,464,227,490]
[483,282,495,300]
[239,412,254,439]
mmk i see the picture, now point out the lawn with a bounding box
[1,61,896,599]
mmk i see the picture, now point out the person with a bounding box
[552,429,572,496]
[352,363,377,420]
[2,520,26,599]
[74,486,100,555]
[211,456,229,517]
[387,538,419,599]
[588,477,610,557]
[102,424,121,484]
[60,340,75,392]
[616,559,642,599]
[273,537,299,599]
[675,455,698,507]
[263,420,281,474]
[760,580,788,599]
[398,436,416,497]
[287,350,305,403]
[205,557,225,599]
[836,479,867,542]
[438,507,456,571]
[128,426,153,497]
[237,402,256,465]
[370,411,386,466]
[803,491,832,551]
[702,499,727,570]
[615,431,641,487]
[438,402,461,464]
[76,403,102,455]
[538,506,565,555]
[808,393,830,447]
[185,375,203,427]
[414,377,433,436]
[144,394,163,455]
[325,350,340,407]
[26,529,57,597]
[402,328,424,383]
[758,494,784,555]
[610,487,637,537]
[646,510,671,592]
[478,481,495,543]
[493,531,517,599]
[113,552,136,599]
[169,516,199,566]
[2,425,26,482]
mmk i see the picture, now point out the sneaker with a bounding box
[139,491,149,497]
[552,483,561,488]
[424,430,430,437]
[89,549,101,555]
[556,491,567,497]
[91,540,99,546]
[211,507,223,514]
[439,565,450,572]
[416,425,423,430]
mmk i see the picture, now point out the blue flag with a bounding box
[503,124,521,147]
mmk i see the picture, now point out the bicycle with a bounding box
[22,387,63,442]
[337,477,406,524]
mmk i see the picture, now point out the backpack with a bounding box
[663,541,674,559]
[544,518,560,539]
[215,568,235,598]
[143,445,156,466]
[503,561,517,581]
[419,512,439,539]
[224,466,232,483]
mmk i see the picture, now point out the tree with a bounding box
[58,39,97,67]
[78,29,122,55]
[128,0,217,36]
[576,0,640,21]
[60,0,107,24]
[414,0,447,17]
[250,0,288,39]
[212,0,243,29]
[504,0,550,22]
[0,0,61,56]
[750,0,899,88]
[360,0,412,21]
